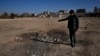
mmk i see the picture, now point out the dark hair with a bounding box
[69,10,74,14]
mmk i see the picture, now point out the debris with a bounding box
[15,30,68,44]
[31,54,36,56]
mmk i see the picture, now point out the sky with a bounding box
[0,0,100,14]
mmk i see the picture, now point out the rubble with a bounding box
[15,30,69,44]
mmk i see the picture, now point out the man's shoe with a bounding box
[70,43,75,48]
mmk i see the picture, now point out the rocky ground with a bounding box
[0,17,100,56]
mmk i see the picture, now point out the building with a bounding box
[76,9,86,17]
[59,10,67,14]
[37,10,68,18]
[94,7,100,13]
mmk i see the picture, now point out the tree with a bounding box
[22,13,30,17]
[31,13,35,17]
[10,13,15,19]
[1,12,9,18]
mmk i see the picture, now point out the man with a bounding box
[58,10,79,47]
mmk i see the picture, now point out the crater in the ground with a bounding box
[15,29,69,44]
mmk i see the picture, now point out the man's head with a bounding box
[69,10,74,15]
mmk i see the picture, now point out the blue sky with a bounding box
[0,0,100,14]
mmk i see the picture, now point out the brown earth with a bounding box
[0,17,100,56]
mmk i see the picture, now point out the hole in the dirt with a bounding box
[15,29,69,44]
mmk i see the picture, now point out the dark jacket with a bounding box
[58,15,79,31]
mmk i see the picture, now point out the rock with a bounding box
[15,37,23,40]
[7,49,10,52]
[26,50,30,53]
[31,54,36,56]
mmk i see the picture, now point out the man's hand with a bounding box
[58,18,68,22]
[58,20,62,22]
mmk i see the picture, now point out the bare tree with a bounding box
[0,12,9,19]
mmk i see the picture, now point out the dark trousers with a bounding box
[69,29,76,47]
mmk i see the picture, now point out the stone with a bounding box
[31,54,36,56]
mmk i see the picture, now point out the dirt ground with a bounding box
[0,17,100,56]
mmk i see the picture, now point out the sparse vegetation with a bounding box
[0,12,10,19]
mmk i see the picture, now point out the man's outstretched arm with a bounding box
[58,17,68,22]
